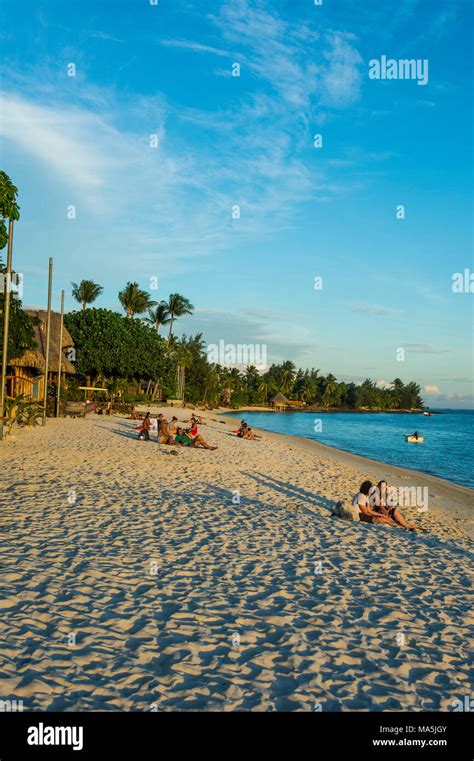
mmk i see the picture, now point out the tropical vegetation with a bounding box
[71,280,103,310]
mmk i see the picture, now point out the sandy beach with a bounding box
[1,408,472,712]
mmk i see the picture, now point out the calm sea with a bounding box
[225,409,474,489]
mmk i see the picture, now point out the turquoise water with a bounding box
[225,409,474,489]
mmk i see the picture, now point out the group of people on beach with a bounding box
[136,412,217,450]
[351,479,420,531]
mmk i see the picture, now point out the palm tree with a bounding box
[175,342,193,400]
[280,360,296,396]
[166,293,194,339]
[118,282,156,318]
[258,377,276,404]
[71,280,103,310]
[322,373,338,409]
[145,302,170,334]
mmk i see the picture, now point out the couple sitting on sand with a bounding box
[333,480,419,530]
[235,420,262,440]
[138,412,217,450]
[352,480,420,531]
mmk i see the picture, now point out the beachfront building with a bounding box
[288,399,306,409]
[139,380,166,401]
[6,310,76,400]
[271,392,290,410]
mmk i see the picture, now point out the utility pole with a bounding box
[42,257,53,425]
[56,289,64,417]
[0,219,14,441]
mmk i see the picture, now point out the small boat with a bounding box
[423,412,432,417]
[405,434,424,443]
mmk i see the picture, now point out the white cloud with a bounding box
[0,94,113,194]
[424,385,441,395]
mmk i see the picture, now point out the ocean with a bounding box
[225,409,474,489]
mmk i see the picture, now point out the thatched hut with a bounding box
[6,310,76,399]
[270,392,289,410]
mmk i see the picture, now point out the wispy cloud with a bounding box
[352,303,400,316]
[405,343,450,354]
[165,0,362,114]
[90,31,123,43]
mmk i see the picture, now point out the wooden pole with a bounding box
[42,257,53,425]
[0,219,14,441]
[56,289,64,417]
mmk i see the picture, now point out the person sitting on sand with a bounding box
[138,412,152,441]
[236,421,248,437]
[157,416,172,445]
[369,480,420,531]
[175,426,217,450]
[168,416,179,434]
[352,481,397,526]
[129,405,139,420]
[243,426,261,440]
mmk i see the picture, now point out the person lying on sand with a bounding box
[369,480,420,531]
[184,414,206,426]
[174,427,217,450]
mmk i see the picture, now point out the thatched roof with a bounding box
[271,392,289,406]
[9,310,76,374]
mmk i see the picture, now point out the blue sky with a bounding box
[0,0,472,407]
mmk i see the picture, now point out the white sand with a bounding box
[0,408,472,711]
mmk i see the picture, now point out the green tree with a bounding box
[0,258,37,361]
[280,360,296,396]
[0,171,20,250]
[322,373,338,408]
[145,302,171,334]
[118,282,156,319]
[71,280,103,310]
[258,376,276,404]
[166,293,194,340]
[0,174,36,365]
[64,308,165,382]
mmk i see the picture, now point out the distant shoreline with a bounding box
[227,406,441,414]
